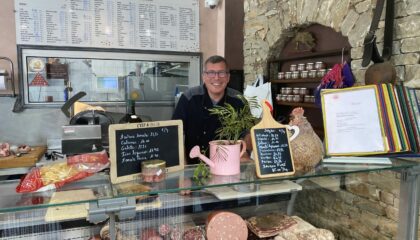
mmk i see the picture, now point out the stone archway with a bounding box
[243,0,372,84]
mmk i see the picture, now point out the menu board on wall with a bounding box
[15,0,199,52]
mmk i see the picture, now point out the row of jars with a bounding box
[276,94,315,103]
[278,69,327,79]
[290,62,326,72]
[280,87,309,95]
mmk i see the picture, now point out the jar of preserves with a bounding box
[297,63,306,71]
[292,88,300,95]
[284,87,292,94]
[317,69,327,78]
[141,160,166,183]
[290,64,297,72]
[285,71,292,79]
[299,87,308,95]
[286,95,294,102]
[309,70,317,78]
[291,71,299,79]
[293,95,302,102]
[278,72,285,79]
[306,62,314,70]
[300,70,308,78]
[276,94,282,101]
[315,61,326,70]
[281,94,287,102]
[280,87,286,94]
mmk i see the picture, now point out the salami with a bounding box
[170,227,181,240]
[206,211,248,240]
[158,223,171,236]
[140,228,160,240]
[182,227,204,240]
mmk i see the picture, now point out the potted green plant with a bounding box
[190,96,259,176]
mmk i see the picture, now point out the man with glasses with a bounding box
[172,55,249,164]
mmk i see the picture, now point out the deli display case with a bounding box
[0,158,419,240]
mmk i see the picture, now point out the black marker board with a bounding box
[252,128,294,177]
[109,120,184,183]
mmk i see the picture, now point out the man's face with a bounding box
[203,62,230,98]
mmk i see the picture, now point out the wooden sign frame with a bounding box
[251,101,295,178]
[109,120,184,184]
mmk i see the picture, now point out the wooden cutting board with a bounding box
[0,146,47,169]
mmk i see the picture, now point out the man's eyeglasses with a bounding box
[204,71,229,78]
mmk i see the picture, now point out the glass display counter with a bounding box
[0,158,419,239]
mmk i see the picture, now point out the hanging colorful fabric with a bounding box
[313,62,355,107]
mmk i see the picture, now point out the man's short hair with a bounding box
[204,55,229,71]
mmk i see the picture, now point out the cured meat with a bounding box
[183,227,204,240]
[206,211,247,240]
[170,227,181,240]
[246,212,297,238]
[139,228,160,240]
[158,223,171,236]
[0,142,10,157]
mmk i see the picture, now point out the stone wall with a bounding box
[243,0,420,238]
[295,172,404,239]
[243,0,420,87]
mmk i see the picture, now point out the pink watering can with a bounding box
[189,140,246,175]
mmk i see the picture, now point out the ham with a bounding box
[206,211,248,240]
[0,142,10,157]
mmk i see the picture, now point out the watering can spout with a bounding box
[189,145,215,168]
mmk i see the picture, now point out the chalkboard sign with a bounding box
[109,120,184,184]
[252,128,295,178]
[250,101,295,178]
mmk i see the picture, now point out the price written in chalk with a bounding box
[118,128,169,163]
[253,128,294,175]
[109,120,184,184]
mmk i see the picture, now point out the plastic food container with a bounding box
[141,160,166,183]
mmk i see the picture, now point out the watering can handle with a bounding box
[239,140,247,157]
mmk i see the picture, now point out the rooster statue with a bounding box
[288,107,324,172]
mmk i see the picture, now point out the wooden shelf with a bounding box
[275,101,319,108]
[271,78,321,84]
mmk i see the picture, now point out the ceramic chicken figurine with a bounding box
[288,107,324,172]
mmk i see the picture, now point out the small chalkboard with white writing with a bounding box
[250,101,295,178]
[252,128,295,178]
[109,120,184,184]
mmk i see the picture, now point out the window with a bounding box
[19,46,201,107]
